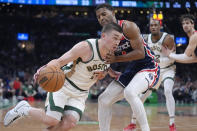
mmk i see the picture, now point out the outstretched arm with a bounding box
[163,34,197,63]
[47,41,89,68]
[169,53,197,63]
[34,41,90,81]
[162,46,197,63]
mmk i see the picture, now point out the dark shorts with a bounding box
[117,61,160,87]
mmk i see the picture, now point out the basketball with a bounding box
[37,65,65,92]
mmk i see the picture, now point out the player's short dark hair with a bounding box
[180,14,195,24]
[95,3,114,12]
[101,22,123,34]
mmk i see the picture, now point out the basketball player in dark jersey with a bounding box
[163,14,197,63]
[95,3,160,131]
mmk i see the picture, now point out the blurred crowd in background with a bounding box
[0,4,197,106]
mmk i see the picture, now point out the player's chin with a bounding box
[101,21,110,26]
[184,29,189,33]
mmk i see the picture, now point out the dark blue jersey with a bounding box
[116,20,160,87]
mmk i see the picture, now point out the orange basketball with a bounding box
[37,65,65,92]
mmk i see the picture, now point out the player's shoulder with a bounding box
[161,32,169,37]
[82,38,97,49]
[78,39,95,46]
[163,33,173,41]
[191,32,197,39]
[189,33,197,45]
[122,20,138,29]
[162,32,175,46]
[122,20,140,38]
[162,32,168,35]
[75,39,93,51]
[73,40,94,57]
[85,38,96,44]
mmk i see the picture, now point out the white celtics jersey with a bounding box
[147,32,175,68]
[63,39,110,91]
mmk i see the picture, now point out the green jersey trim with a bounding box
[65,77,88,92]
[49,92,64,114]
[64,105,83,120]
[96,39,105,61]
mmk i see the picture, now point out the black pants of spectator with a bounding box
[15,89,20,96]
[3,91,13,99]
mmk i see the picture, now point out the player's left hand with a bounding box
[104,52,116,64]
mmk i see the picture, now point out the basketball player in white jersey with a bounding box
[3,23,123,131]
[163,14,197,63]
[124,18,177,131]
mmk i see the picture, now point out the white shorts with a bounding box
[154,65,176,89]
[45,79,89,121]
[138,66,160,89]
[160,65,176,82]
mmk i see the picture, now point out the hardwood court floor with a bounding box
[0,100,197,131]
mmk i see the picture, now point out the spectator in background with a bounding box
[173,84,185,104]
[3,79,15,100]
[13,77,21,97]
[21,82,36,100]
[24,84,36,97]
[191,80,197,102]
[163,14,197,63]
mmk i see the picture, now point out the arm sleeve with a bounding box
[169,53,197,63]
[160,57,171,63]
